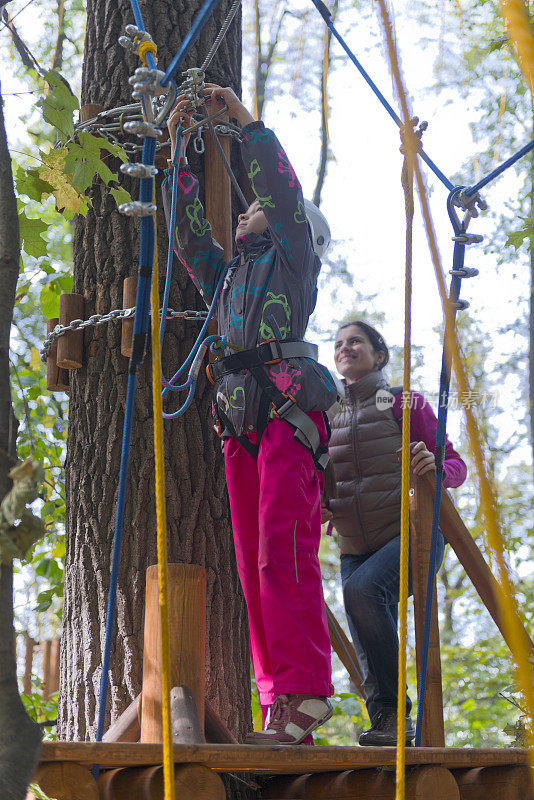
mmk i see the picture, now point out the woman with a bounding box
[163,86,336,744]
[323,321,466,746]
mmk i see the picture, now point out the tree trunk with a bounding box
[59,0,252,752]
[0,87,42,800]
[529,121,534,471]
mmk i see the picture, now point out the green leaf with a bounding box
[36,70,78,140]
[19,211,48,258]
[40,274,73,318]
[506,226,534,250]
[109,186,132,207]
[15,166,56,202]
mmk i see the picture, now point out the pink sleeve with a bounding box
[392,391,467,489]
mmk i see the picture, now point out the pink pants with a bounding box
[224,414,334,706]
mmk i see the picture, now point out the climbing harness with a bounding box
[207,338,331,470]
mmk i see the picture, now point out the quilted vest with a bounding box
[329,370,403,555]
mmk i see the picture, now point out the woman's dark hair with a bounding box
[337,320,390,369]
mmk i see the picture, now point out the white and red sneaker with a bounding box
[245,694,332,745]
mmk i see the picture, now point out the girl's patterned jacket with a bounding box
[162,120,338,436]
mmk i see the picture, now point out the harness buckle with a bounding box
[206,363,216,384]
[271,393,296,419]
[258,338,283,365]
[213,418,223,438]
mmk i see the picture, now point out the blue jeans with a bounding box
[340,532,445,723]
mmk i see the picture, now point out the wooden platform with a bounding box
[40,741,530,773]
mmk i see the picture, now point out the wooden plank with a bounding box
[204,111,233,260]
[424,473,534,655]
[325,603,366,703]
[46,318,69,392]
[98,764,225,800]
[265,765,459,799]
[49,638,60,695]
[409,472,445,746]
[140,564,206,742]
[38,742,531,772]
[56,293,84,369]
[103,695,141,744]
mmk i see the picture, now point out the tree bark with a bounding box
[59,0,252,756]
[0,87,42,800]
[529,116,534,471]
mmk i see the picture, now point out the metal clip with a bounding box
[452,233,484,245]
[449,299,470,311]
[120,163,158,179]
[449,266,479,278]
[193,128,205,154]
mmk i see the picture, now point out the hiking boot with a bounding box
[358,709,416,746]
[244,694,333,745]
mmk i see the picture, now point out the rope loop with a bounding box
[139,39,158,66]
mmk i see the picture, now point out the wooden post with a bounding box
[409,472,445,746]
[121,276,137,358]
[140,564,206,742]
[23,635,35,695]
[452,765,533,800]
[264,765,460,799]
[31,762,98,800]
[49,638,60,695]
[56,293,85,369]
[42,639,52,700]
[98,764,225,800]
[46,319,69,392]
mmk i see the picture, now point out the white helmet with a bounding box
[304,199,331,258]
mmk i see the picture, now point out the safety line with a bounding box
[309,0,454,192]
[466,135,534,196]
[200,0,242,73]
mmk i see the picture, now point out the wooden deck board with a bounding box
[39,742,530,773]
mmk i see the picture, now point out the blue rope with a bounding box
[465,136,534,196]
[161,0,224,87]
[93,130,157,774]
[309,0,454,192]
[414,189,466,745]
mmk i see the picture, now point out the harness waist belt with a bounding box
[208,339,318,383]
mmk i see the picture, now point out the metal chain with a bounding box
[41,307,208,362]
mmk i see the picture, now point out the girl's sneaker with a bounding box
[244,694,332,745]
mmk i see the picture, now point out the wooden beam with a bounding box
[41,640,52,701]
[98,764,225,800]
[23,635,36,695]
[56,293,84,369]
[265,765,459,799]
[49,638,60,695]
[419,473,534,655]
[409,472,445,746]
[31,762,98,800]
[205,699,238,744]
[452,765,534,800]
[38,742,531,772]
[103,695,141,743]
[325,603,366,702]
[140,564,206,742]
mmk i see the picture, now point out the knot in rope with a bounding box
[138,39,157,66]
[399,115,427,156]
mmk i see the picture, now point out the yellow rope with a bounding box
[151,222,176,800]
[322,27,330,143]
[499,0,534,102]
[378,0,534,774]
[139,39,158,66]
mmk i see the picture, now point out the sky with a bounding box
[1,0,532,468]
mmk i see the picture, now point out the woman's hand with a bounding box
[410,441,436,476]
[167,94,194,160]
[321,503,333,524]
[203,83,255,127]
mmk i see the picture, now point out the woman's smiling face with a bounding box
[334,324,385,384]
[235,200,267,241]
